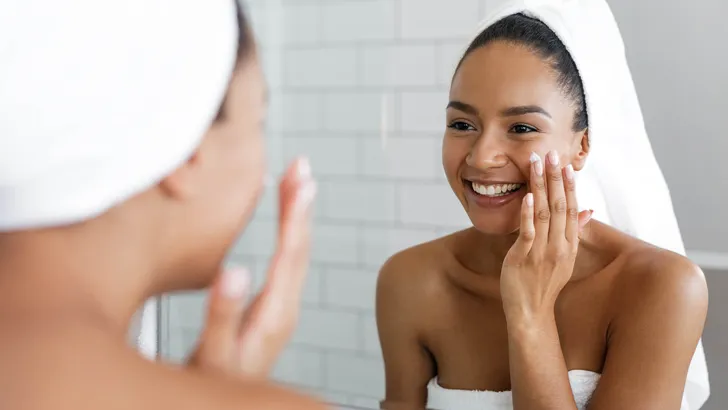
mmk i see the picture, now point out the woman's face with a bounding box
[167,54,268,289]
[443,41,588,235]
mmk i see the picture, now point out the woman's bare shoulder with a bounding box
[0,317,327,410]
[378,233,456,296]
[375,232,460,333]
[602,231,708,324]
[619,245,707,299]
[585,221,706,291]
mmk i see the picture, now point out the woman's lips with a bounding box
[463,179,527,209]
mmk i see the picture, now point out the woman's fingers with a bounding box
[578,209,594,237]
[506,193,536,265]
[529,152,549,250]
[544,150,568,244]
[191,158,316,378]
[192,267,250,370]
[238,157,316,376]
[579,210,593,230]
[563,164,580,244]
[264,157,316,317]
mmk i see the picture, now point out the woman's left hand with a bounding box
[187,158,316,379]
[500,150,592,322]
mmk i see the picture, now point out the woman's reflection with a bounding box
[376,2,709,410]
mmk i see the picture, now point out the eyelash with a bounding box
[510,124,538,134]
[447,121,539,134]
[447,121,476,132]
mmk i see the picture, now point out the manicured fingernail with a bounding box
[222,267,250,299]
[296,157,312,179]
[529,152,543,176]
[548,150,559,166]
[525,193,534,207]
[565,164,575,180]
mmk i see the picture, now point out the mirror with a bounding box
[145,0,728,409]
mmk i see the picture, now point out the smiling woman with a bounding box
[443,19,590,235]
[376,1,709,410]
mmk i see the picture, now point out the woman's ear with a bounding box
[160,149,203,200]
[570,129,590,171]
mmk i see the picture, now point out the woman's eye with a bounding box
[510,124,537,133]
[448,121,476,132]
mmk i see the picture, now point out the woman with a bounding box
[376,1,710,409]
[0,1,326,409]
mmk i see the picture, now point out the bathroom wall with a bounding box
[161,0,728,408]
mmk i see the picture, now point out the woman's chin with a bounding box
[468,215,520,236]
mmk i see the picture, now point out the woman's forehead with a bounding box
[450,42,572,116]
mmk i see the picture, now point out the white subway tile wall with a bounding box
[165,0,491,406]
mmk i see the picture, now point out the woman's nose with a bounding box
[466,138,508,170]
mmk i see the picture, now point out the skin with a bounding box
[0,44,327,410]
[377,41,708,410]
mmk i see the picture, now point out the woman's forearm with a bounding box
[507,312,578,410]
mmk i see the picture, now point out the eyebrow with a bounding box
[446,100,479,116]
[500,105,552,119]
[447,100,552,119]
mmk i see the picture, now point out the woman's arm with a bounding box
[586,254,708,409]
[500,151,593,410]
[502,152,707,410]
[377,253,436,410]
[507,312,578,410]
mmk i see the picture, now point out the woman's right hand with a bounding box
[187,158,316,379]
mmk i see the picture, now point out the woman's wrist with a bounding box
[504,303,557,335]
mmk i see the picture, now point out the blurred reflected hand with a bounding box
[188,158,316,378]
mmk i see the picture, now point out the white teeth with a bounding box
[471,182,522,197]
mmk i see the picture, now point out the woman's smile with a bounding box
[463,178,528,209]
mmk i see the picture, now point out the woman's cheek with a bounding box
[441,138,465,178]
[514,143,547,178]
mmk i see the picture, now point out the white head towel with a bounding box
[0,0,239,231]
[462,0,709,408]
[0,0,240,359]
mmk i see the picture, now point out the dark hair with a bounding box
[213,0,255,123]
[456,13,588,131]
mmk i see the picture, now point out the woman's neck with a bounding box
[451,227,520,277]
[449,223,608,279]
[0,222,160,340]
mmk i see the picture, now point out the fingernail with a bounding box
[565,164,575,180]
[584,210,594,224]
[296,157,312,179]
[221,267,250,299]
[548,150,559,166]
[529,152,543,176]
[295,181,317,214]
[525,193,534,207]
